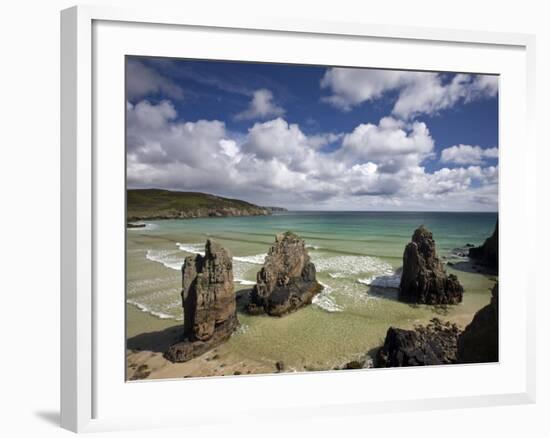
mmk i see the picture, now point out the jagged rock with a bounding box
[376,318,461,367]
[165,240,238,362]
[469,221,498,271]
[399,225,464,304]
[457,283,499,363]
[247,231,322,316]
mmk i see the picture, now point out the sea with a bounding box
[126,211,497,371]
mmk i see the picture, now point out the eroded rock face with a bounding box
[399,225,463,304]
[247,231,322,316]
[165,240,238,362]
[376,318,460,367]
[457,283,498,363]
[469,221,498,271]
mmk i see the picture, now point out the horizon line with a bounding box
[126,187,498,214]
[281,209,498,213]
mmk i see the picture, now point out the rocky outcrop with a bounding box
[128,206,271,221]
[399,225,464,304]
[247,232,322,316]
[165,240,238,362]
[469,221,498,271]
[126,222,146,228]
[376,318,461,367]
[263,206,288,213]
[457,283,499,363]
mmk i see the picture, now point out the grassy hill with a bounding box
[127,189,277,221]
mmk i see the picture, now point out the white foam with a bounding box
[312,282,343,313]
[234,324,249,335]
[313,255,394,277]
[145,249,184,271]
[127,299,179,320]
[234,254,266,265]
[176,242,205,255]
[127,222,158,231]
[235,279,256,286]
[357,277,373,285]
[306,244,322,250]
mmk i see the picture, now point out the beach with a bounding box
[126,211,497,380]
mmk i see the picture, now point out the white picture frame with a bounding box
[60,4,537,433]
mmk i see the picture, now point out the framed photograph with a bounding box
[61,5,536,433]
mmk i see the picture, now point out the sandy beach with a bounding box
[126,212,497,381]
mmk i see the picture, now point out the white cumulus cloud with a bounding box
[127,99,498,211]
[320,68,498,119]
[234,89,285,121]
[337,117,434,173]
[440,144,499,165]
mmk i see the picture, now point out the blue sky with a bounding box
[126,56,498,211]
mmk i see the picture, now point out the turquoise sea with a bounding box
[126,211,497,373]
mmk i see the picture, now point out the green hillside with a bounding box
[127,189,275,221]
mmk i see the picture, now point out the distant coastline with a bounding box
[127,188,287,222]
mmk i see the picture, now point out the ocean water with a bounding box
[126,211,497,370]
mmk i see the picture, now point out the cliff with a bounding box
[457,283,499,363]
[468,221,498,271]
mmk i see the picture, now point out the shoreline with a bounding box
[126,211,498,380]
[126,272,496,380]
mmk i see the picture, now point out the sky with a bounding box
[126,56,499,211]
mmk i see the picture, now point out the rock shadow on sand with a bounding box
[127,325,183,353]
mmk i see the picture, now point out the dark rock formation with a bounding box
[457,283,499,363]
[165,240,238,362]
[399,225,464,304]
[376,318,461,367]
[469,221,498,271]
[247,232,322,316]
[126,222,146,228]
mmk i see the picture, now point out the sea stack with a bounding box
[468,221,498,271]
[165,240,238,362]
[399,225,463,304]
[457,283,499,363]
[247,231,322,316]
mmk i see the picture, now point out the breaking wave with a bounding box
[233,254,266,265]
[306,244,322,250]
[312,282,343,313]
[313,255,394,278]
[145,249,184,271]
[176,243,205,255]
[127,299,180,320]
